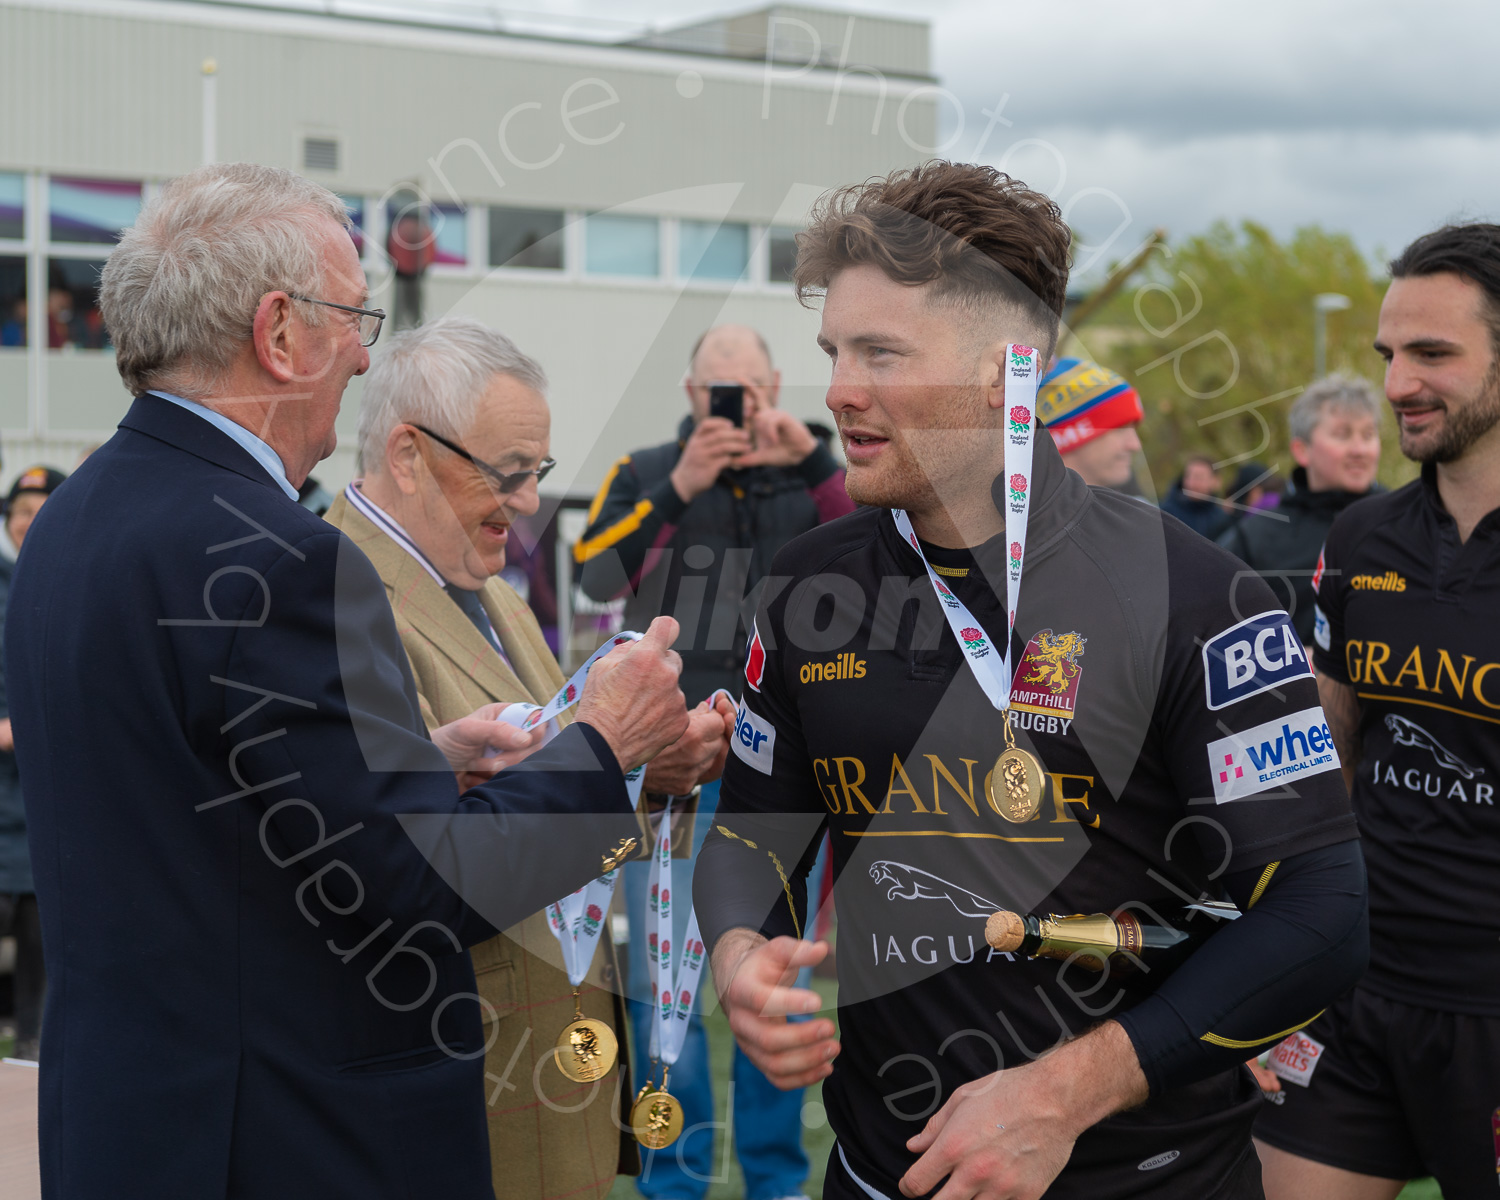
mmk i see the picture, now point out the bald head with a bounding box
[684,324,780,423]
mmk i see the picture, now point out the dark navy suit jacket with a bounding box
[6,396,639,1198]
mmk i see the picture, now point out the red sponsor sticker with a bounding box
[1311,547,1325,594]
[1492,1106,1499,1181]
[745,624,766,692]
[1266,1031,1325,1088]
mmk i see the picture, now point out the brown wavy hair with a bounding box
[793,161,1071,351]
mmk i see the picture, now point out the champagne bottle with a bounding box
[984,902,1239,972]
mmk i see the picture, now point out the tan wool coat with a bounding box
[329,492,687,1200]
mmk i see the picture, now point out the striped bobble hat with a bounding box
[1036,357,1144,453]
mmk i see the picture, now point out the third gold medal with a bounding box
[634,795,706,1150]
[892,344,1046,823]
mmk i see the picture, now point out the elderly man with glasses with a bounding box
[5,163,693,1199]
[326,316,735,1200]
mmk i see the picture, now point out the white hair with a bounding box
[1289,373,1382,443]
[100,162,350,398]
[356,317,549,475]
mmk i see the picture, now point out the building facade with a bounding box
[0,0,935,495]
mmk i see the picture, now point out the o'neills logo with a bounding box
[800,653,867,684]
[1349,571,1406,592]
[1010,629,1086,719]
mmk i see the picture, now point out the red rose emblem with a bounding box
[586,904,602,922]
[1013,344,1034,357]
[1009,405,1031,424]
[1009,541,1023,561]
[1009,473,1027,492]
[960,627,982,641]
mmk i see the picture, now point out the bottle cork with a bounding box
[985,909,1025,952]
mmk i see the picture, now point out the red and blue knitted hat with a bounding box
[1036,357,1144,453]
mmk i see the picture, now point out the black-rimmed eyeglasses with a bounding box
[412,424,556,493]
[289,293,386,347]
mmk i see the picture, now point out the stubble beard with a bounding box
[1402,358,1500,464]
[841,383,994,517]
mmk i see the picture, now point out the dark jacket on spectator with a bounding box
[576,416,854,703]
[1160,476,1234,541]
[1217,467,1380,645]
[0,554,30,893]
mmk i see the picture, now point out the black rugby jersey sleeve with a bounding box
[1309,515,1351,684]
[1153,552,1358,872]
[694,581,829,953]
[1116,839,1368,1096]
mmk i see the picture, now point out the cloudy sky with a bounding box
[505,0,1500,278]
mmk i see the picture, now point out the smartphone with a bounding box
[708,382,744,427]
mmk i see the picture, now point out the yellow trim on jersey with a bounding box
[1248,861,1279,908]
[585,456,630,526]
[1200,1010,1324,1051]
[573,497,655,563]
[931,564,970,578]
[1356,691,1500,727]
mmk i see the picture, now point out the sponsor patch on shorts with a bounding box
[1266,1031,1326,1088]
[731,701,775,775]
[1202,610,1312,710]
[1205,706,1340,802]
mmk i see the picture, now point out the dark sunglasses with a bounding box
[411,424,555,493]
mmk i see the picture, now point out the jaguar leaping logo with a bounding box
[1385,714,1484,780]
[868,861,1001,919]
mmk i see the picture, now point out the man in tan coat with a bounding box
[327,317,734,1200]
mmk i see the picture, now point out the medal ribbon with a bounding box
[890,343,1041,718]
[495,631,649,989]
[646,795,707,1067]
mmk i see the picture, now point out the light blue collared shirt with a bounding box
[152,391,299,501]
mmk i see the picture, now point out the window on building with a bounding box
[768,226,800,284]
[48,177,142,245]
[585,214,659,278]
[384,200,467,270]
[489,206,564,270]
[0,257,26,347]
[337,193,365,255]
[46,258,109,349]
[429,204,467,267]
[679,220,749,281]
[0,174,24,242]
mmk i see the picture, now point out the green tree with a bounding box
[1073,221,1414,498]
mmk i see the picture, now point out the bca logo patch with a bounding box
[731,701,776,776]
[1202,610,1311,711]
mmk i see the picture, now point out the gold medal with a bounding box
[630,1082,685,1150]
[555,990,618,1083]
[990,721,1045,823]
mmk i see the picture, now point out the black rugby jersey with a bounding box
[1312,465,1500,1015]
[699,434,1357,1196]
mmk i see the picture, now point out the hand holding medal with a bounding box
[892,343,1045,823]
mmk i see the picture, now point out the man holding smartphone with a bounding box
[577,324,854,1200]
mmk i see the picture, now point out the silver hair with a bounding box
[1288,374,1383,443]
[100,163,351,398]
[356,316,548,475]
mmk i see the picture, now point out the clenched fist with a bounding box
[577,617,689,772]
[644,692,736,796]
